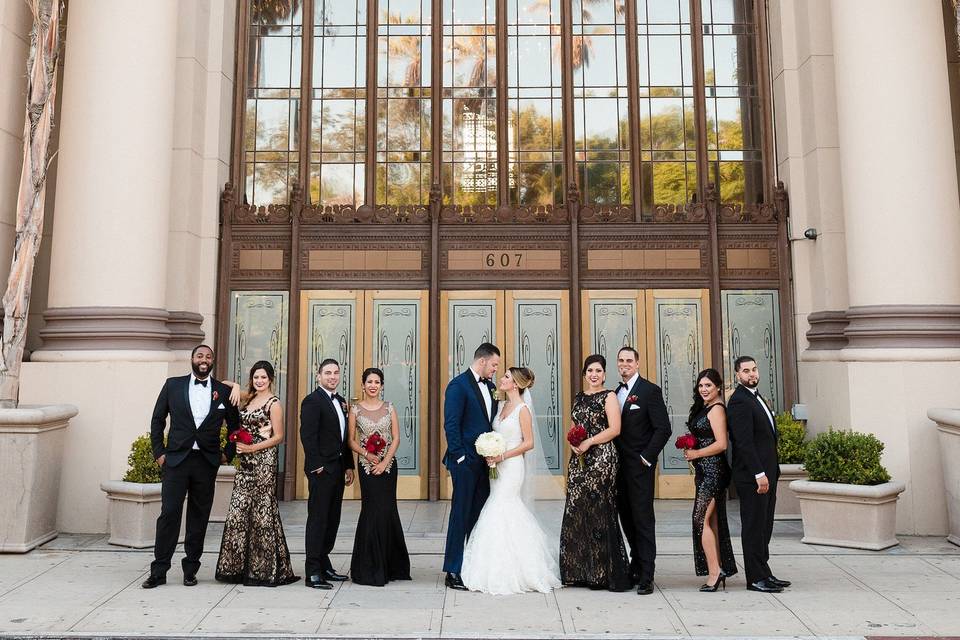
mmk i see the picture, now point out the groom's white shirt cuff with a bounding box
[457,455,465,463]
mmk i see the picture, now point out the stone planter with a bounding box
[774,463,807,520]
[0,404,78,553]
[927,408,960,546]
[100,480,184,548]
[791,479,906,550]
[210,465,237,523]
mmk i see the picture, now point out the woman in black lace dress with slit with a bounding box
[682,368,737,591]
[559,354,631,592]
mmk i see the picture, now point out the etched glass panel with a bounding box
[653,297,703,475]
[228,291,290,471]
[589,299,637,364]
[372,300,422,474]
[721,289,783,413]
[447,300,497,381]
[513,298,563,473]
[305,298,358,402]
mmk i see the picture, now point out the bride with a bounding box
[460,366,562,595]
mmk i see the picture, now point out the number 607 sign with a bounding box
[447,249,561,272]
[485,252,522,268]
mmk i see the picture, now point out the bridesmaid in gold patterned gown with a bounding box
[215,361,298,586]
[346,367,411,586]
[559,354,631,592]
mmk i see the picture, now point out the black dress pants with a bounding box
[617,462,657,584]
[735,479,777,584]
[151,451,218,577]
[304,467,345,577]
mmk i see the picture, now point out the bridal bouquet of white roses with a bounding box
[474,432,506,479]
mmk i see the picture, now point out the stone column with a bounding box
[18,0,183,533]
[36,0,178,354]
[817,0,960,535]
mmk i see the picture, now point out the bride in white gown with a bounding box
[461,366,562,595]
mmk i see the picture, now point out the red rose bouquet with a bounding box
[675,432,697,450]
[567,423,588,470]
[363,432,387,457]
[229,429,253,445]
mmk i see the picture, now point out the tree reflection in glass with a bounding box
[376,0,432,206]
[245,0,303,206]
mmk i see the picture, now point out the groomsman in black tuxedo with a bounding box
[614,346,672,595]
[727,355,791,593]
[143,345,240,588]
[300,358,355,589]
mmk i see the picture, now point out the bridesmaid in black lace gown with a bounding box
[682,368,737,591]
[560,354,631,592]
[346,367,411,586]
[216,361,298,586]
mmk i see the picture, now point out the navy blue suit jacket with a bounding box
[442,370,496,470]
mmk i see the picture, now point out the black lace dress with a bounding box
[216,396,299,586]
[690,404,737,577]
[349,402,411,586]
[559,390,631,591]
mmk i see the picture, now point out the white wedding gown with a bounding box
[460,403,562,595]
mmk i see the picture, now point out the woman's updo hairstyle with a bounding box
[508,366,535,392]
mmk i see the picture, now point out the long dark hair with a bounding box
[687,368,723,427]
[244,360,275,406]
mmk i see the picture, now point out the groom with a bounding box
[442,342,500,590]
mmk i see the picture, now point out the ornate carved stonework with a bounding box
[579,204,634,223]
[221,181,293,225]
[299,230,431,283]
[718,238,780,280]
[439,204,567,224]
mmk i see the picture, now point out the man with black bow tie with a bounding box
[441,342,500,590]
[614,346,671,595]
[300,358,355,589]
[143,345,240,589]
[727,355,791,593]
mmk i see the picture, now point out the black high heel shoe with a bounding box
[699,571,726,592]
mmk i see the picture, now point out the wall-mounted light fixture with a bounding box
[803,228,818,240]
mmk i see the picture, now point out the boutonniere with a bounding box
[626,395,638,404]
[212,390,219,402]
[340,401,348,414]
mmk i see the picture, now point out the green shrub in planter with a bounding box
[803,428,891,485]
[776,412,807,464]
[122,434,161,483]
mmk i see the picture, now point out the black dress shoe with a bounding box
[636,582,654,595]
[768,576,791,588]
[305,575,333,590]
[183,574,198,587]
[323,569,349,582]
[141,575,166,589]
[445,572,468,591]
[747,579,783,593]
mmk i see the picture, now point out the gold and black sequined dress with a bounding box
[559,390,631,591]
[215,396,299,586]
[690,404,737,577]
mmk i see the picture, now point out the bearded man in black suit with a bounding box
[300,358,355,589]
[143,344,240,588]
[727,355,791,593]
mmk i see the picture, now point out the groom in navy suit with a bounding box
[442,342,500,590]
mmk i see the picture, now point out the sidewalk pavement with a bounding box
[2,500,960,639]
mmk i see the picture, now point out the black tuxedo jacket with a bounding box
[615,376,672,466]
[300,388,355,475]
[150,375,240,468]
[727,385,779,484]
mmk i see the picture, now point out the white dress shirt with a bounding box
[324,387,346,440]
[747,386,776,479]
[188,374,212,449]
[617,372,651,467]
[471,367,493,420]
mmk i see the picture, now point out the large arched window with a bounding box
[239,0,770,212]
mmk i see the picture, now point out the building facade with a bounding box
[1,0,958,535]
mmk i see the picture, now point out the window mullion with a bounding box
[690,0,709,202]
[431,0,443,200]
[560,0,575,199]
[625,0,642,221]
[299,0,314,201]
[496,0,508,208]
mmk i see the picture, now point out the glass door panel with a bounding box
[721,289,784,413]
[646,289,710,498]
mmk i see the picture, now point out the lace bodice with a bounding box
[492,402,525,449]
[239,396,279,440]
[352,401,394,475]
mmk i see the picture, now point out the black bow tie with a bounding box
[479,377,491,385]
[616,382,628,392]
[194,378,208,387]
